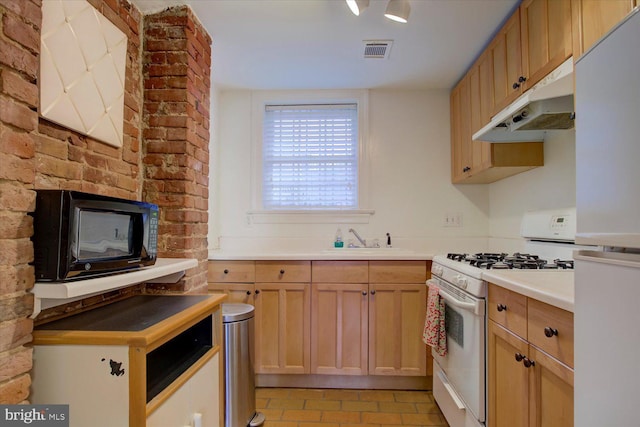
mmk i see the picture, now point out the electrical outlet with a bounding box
[443,212,463,227]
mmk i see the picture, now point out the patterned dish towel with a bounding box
[423,282,447,356]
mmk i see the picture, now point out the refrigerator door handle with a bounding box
[575,250,640,269]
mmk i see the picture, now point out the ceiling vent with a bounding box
[363,40,393,59]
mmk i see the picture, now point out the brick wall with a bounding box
[143,6,211,294]
[0,0,40,404]
[0,0,212,403]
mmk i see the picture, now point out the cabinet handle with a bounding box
[362,290,368,296]
[544,327,558,338]
[512,82,520,89]
[280,269,285,275]
[370,290,376,295]
[255,290,260,295]
[497,304,507,312]
[223,269,229,274]
[523,357,535,368]
[518,75,527,83]
[515,353,525,362]
[246,291,251,296]
[463,166,471,173]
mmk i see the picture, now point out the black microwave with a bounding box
[32,190,159,282]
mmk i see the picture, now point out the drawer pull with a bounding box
[523,357,535,368]
[544,327,559,338]
[497,304,507,312]
[223,269,229,274]
[515,352,525,362]
[280,269,285,275]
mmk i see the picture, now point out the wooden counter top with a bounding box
[33,294,227,348]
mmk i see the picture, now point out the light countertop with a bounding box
[209,249,434,261]
[482,270,574,312]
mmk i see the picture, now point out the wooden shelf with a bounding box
[31,258,198,317]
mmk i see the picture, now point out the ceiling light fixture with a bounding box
[384,0,411,24]
[346,0,370,16]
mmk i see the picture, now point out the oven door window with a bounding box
[445,304,464,347]
[75,210,134,260]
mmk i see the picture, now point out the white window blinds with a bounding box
[262,103,359,210]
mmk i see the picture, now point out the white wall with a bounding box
[488,129,576,254]
[210,89,491,254]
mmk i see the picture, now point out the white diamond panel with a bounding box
[40,0,127,148]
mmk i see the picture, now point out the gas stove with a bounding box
[445,252,575,270]
[431,251,574,296]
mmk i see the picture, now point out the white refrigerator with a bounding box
[574,7,640,427]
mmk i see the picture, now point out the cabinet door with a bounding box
[488,321,529,427]
[148,354,221,427]
[571,0,635,58]
[528,345,574,427]
[368,283,426,376]
[520,0,573,91]
[491,10,523,115]
[254,282,310,374]
[310,283,368,375]
[469,53,494,173]
[450,76,472,182]
[208,283,254,304]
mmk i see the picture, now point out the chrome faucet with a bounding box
[348,228,367,247]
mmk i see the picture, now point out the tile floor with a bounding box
[256,387,449,427]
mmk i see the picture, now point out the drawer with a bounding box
[208,283,254,304]
[312,261,368,283]
[369,260,428,283]
[207,260,255,283]
[527,298,574,368]
[255,260,311,283]
[488,283,528,339]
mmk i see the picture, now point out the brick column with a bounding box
[0,0,40,404]
[143,6,211,293]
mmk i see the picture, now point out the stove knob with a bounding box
[455,275,468,289]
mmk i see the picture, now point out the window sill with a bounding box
[247,210,375,224]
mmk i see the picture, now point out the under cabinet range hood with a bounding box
[473,58,575,143]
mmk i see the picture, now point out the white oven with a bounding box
[428,270,486,427]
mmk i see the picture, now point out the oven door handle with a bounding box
[430,280,484,316]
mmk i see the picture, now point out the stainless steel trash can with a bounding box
[222,303,264,427]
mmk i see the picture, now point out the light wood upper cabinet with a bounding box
[491,10,524,115]
[452,71,541,185]
[469,52,494,175]
[571,0,636,58]
[450,75,473,182]
[520,0,573,91]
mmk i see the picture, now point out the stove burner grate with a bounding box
[445,252,574,270]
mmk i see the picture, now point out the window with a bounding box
[262,103,359,210]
